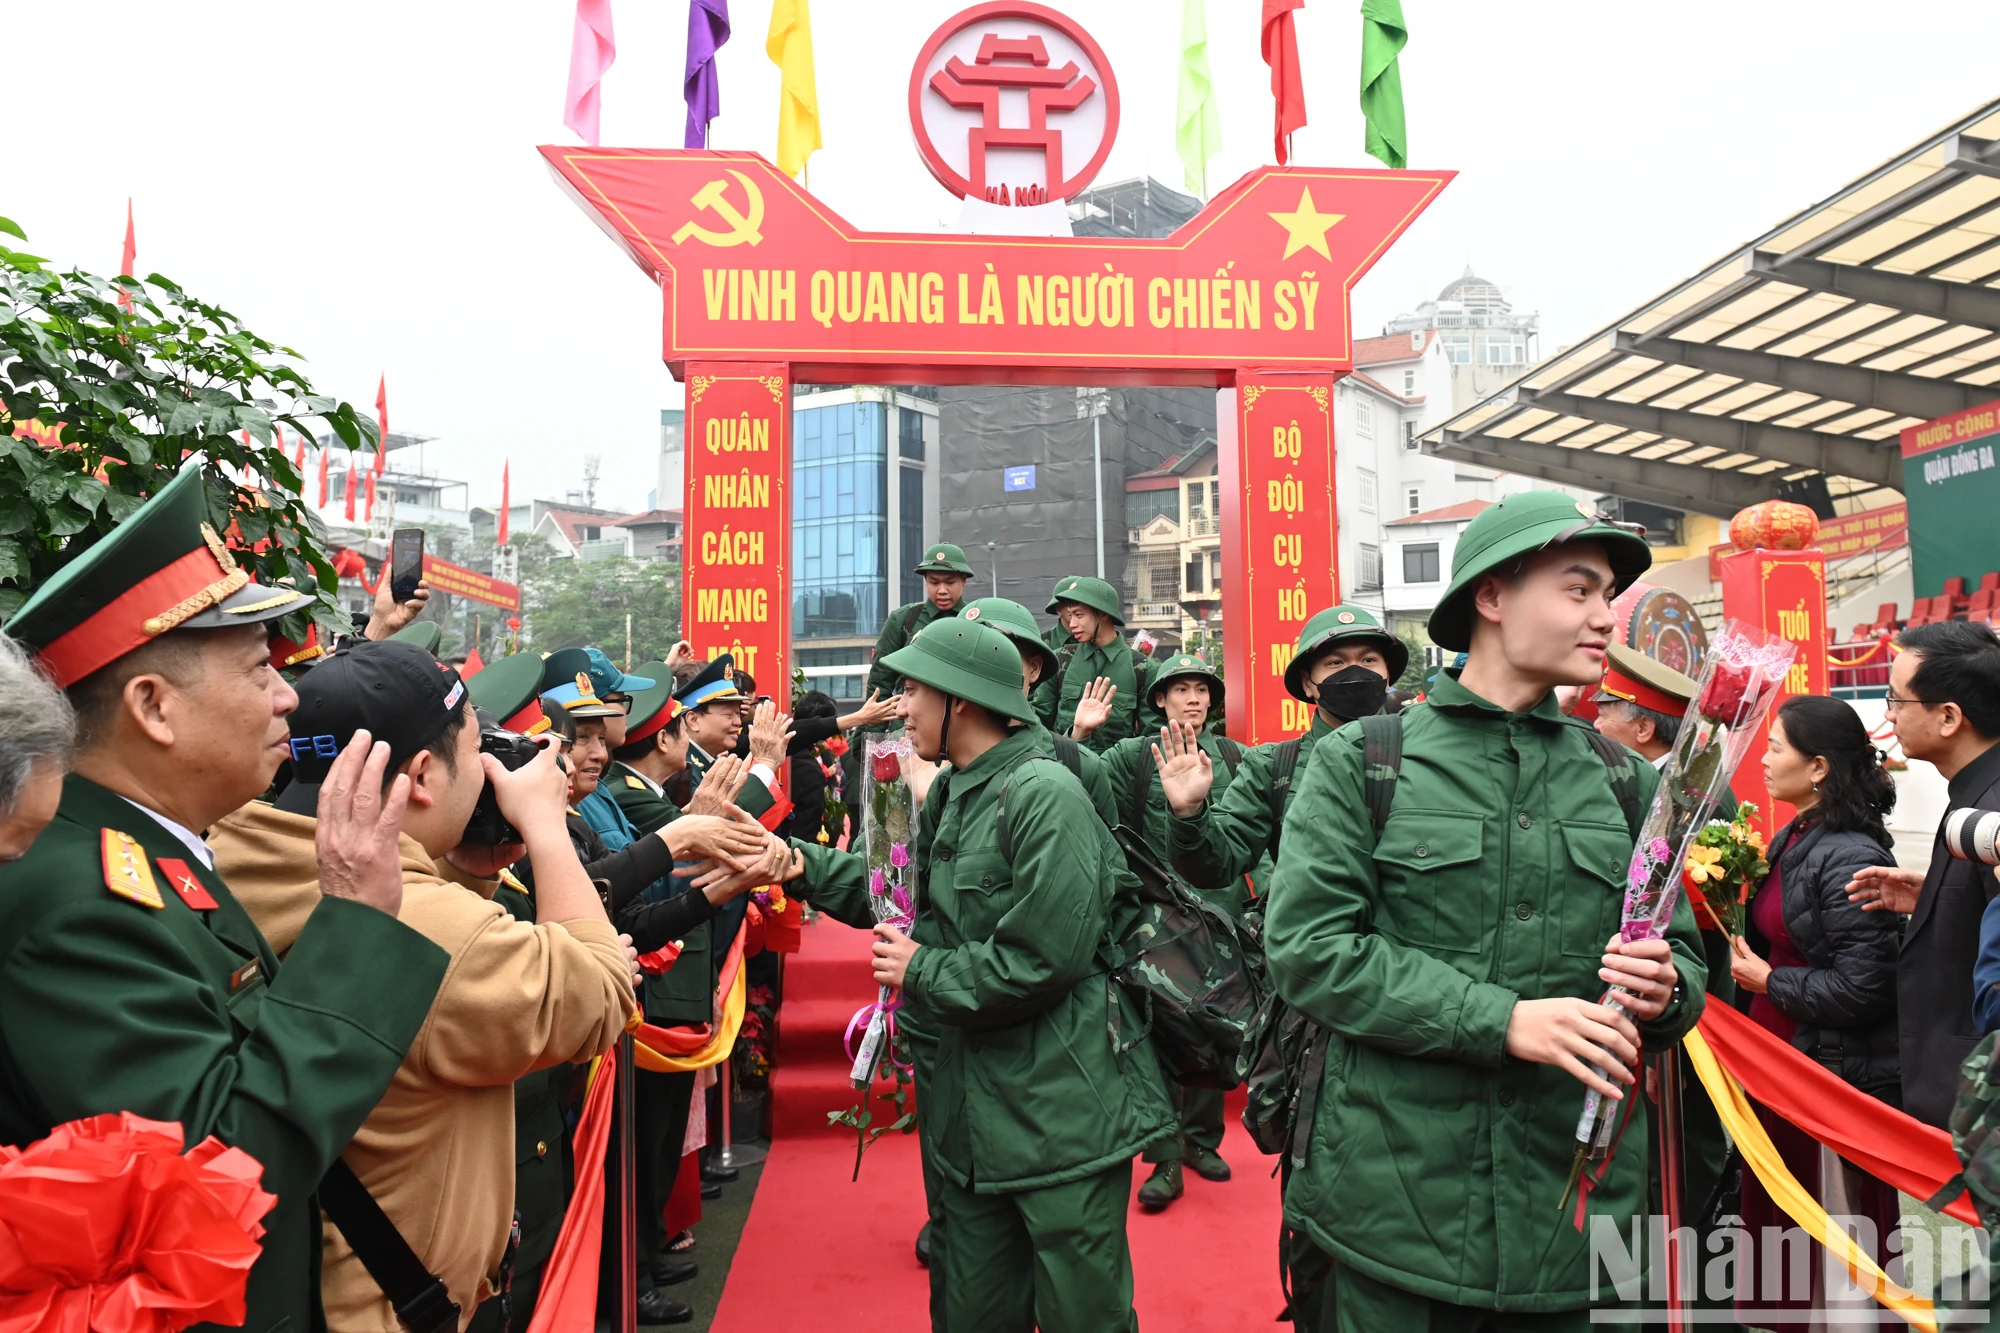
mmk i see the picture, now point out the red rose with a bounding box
[1697,658,1755,723]
[871,750,902,784]
[822,735,849,758]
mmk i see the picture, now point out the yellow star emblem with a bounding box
[1268,188,1345,261]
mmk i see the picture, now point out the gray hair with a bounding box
[0,634,74,816]
[1605,697,1682,748]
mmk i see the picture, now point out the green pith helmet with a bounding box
[387,619,442,654]
[1045,574,1124,625]
[1285,605,1407,702]
[961,598,1060,684]
[913,542,975,577]
[1147,652,1224,712]
[1426,492,1653,652]
[879,620,1034,724]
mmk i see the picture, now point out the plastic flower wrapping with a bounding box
[1565,619,1796,1211]
[827,733,919,1179]
[0,1112,276,1333]
[1681,803,1768,939]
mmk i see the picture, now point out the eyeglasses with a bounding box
[1883,692,1934,712]
[1545,510,1647,550]
[604,693,634,713]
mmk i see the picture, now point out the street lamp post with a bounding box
[986,540,998,588]
[1075,388,1110,579]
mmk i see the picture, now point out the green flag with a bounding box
[1176,0,1221,197]
[1360,0,1408,169]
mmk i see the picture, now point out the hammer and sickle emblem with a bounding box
[672,170,765,247]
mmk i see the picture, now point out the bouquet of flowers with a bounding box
[1563,620,1797,1214]
[1681,802,1768,941]
[0,1112,276,1333]
[827,733,918,1179]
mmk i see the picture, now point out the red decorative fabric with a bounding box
[1260,0,1307,164]
[524,1061,616,1333]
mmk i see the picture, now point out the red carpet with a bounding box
[713,916,1286,1332]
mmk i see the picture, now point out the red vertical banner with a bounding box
[1220,371,1339,747]
[1718,547,1830,840]
[683,362,792,789]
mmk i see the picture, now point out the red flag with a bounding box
[364,473,378,523]
[118,199,136,311]
[498,460,511,546]
[372,376,389,479]
[1262,0,1307,164]
[290,429,305,471]
[460,647,487,679]
[317,443,330,508]
[343,451,358,520]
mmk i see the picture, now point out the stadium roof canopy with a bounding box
[1426,98,2000,518]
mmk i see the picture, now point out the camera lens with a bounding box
[1943,808,2000,866]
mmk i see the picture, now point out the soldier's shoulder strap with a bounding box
[992,750,1070,862]
[1564,719,1643,839]
[1358,714,1405,838]
[1215,737,1245,771]
[1265,735,1306,851]
[1050,734,1085,781]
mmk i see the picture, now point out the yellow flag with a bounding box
[765,0,821,179]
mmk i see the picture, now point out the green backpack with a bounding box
[1930,1030,2000,1231]
[993,751,1262,1089]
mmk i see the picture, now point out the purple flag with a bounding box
[684,0,731,148]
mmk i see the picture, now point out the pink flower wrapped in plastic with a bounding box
[0,1112,276,1333]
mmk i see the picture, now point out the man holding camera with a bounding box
[211,640,643,1332]
[1846,619,2000,1126]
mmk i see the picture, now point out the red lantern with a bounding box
[1729,500,1819,552]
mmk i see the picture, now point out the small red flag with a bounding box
[498,460,511,546]
[372,376,389,479]
[318,443,330,508]
[344,451,358,521]
[1262,0,1307,164]
[461,647,487,679]
[365,473,378,523]
[118,199,136,311]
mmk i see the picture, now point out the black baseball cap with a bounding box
[273,640,468,815]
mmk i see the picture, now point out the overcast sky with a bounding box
[10,2,2000,514]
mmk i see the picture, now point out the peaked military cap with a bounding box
[387,619,442,655]
[913,542,975,577]
[1427,492,1652,652]
[620,661,681,745]
[466,652,555,736]
[1146,652,1225,711]
[8,465,309,687]
[1285,605,1407,702]
[1044,574,1124,625]
[1593,642,1697,718]
[674,654,743,710]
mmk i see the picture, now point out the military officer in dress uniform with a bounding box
[1101,653,1253,1209]
[865,544,973,705]
[1267,493,1705,1330]
[1049,575,1154,752]
[778,620,1172,1333]
[0,465,450,1333]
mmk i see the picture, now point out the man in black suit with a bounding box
[1846,619,2000,1126]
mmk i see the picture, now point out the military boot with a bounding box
[1187,1145,1232,1183]
[1136,1160,1184,1210]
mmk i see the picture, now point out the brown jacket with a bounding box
[212,801,636,1332]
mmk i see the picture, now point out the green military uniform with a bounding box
[1167,606,1407,893]
[1101,654,1253,1200]
[791,621,1172,1333]
[865,543,973,704]
[963,599,1118,828]
[1267,494,1706,1327]
[0,466,448,1333]
[1047,576,1152,752]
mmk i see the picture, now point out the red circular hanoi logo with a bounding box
[907,2,1120,206]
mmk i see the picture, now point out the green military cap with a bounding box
[1426,492,1653,653]
[387,619,442,654]
[1146,652,1225,711]
[1045,574,1124,625]
[620,662,680,745]
[7,465,309,688]
[914,542,975,577]
[961,598,1060,682]
[1593,642,1697,716]
[466,652,555,735]
[1285,605,1407,703]
[880,620,1034,724]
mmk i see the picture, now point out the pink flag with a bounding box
[498,460,511,545]
[118,199,136,311]
[564,0,617,146]
[372,376,389,479]
[318,444,330,508]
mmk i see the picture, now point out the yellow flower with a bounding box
[1685,844,1725,884]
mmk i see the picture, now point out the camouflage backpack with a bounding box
[1930,1030,2000,1231]
[994,753,1261,1088]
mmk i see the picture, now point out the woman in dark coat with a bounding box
[1730,693,1901,1327]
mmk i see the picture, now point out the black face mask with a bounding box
[1316,664,1388,721]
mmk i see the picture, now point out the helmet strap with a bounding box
[936,691,955,765]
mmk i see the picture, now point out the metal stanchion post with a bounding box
[715,1047,767,1168]
[1653,1049,1687,1331]
[617,1033,637,1333]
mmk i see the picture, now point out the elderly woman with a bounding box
[0,634,73,861]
